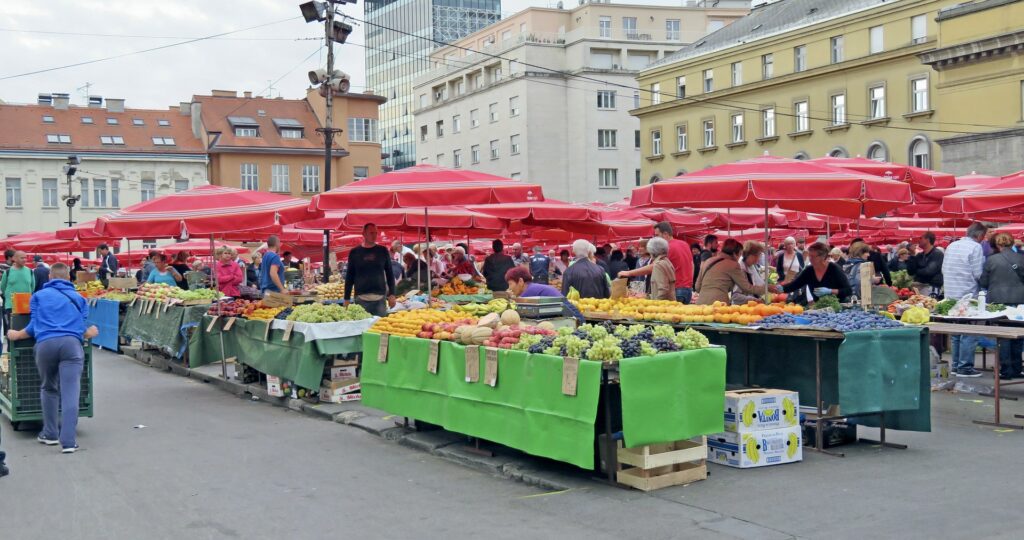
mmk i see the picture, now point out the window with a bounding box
[470,109,479,128]
[869,25,884,54]
[174,179,189,193]
[703,69,713,93]
[157,119,170,126]
[453,149,463,168]
[111,179,120,208]
[598,129,617,149]
[5,178,22,208]
[651,130,662,155]
[240,163,259,190]
[452,115,461,133]
[436,153,445,166]
[795,101,809,131]
[353,166,368,180]
[436,120,444,138]
[599,16,611,38]
[598,169,618,189]
[79,179,88,207]
[100,135,125,145]
[731,62,742,86]
[46,134,71,144]
[676,77,686,99]
[666,19,680,40]
[651,83,661,105]
[702,120,714,147]
[42,178,58,208]
[597,90,616,109]
[762,54,774,79]
[633,91,640,109]
[731,114,744,143]
[471,145,480,164]
[235,126,258,137]
[456,80,464,95]
[635,130,641,149]
[141,179,155,201]
[93,178,107,207]
[829,147,848,158]
[106,117,119,125]
[623,17,637,39]
[794,45,807,72]
[271,164,289,192]
[870,86,886,118]
[867,143,887,162]
[911,15,927,44]
[762,108,776,138]
[490,139,499,159]
[831,94,846,125]
[42,115,54,123]
[280,128,303,139]
[420,125,428,142]
[152,137,175,146]
[489,103,498,122]
[830,36,844,63]
[635,169,642,186]
[348,118,377,142]
[911,77,929,111]
[295,165,316,192]
[132,118,144,126]
[676,125,687,152]
[81,117,93,124]
[509,96,520,116]
[419,94,427,108]
[510,134,521,154]
[910,138,930,168]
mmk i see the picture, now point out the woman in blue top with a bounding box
[505,266,561,297]
[147,254,182,287]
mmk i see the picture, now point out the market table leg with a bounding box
[600,369,618,485]
[857,412,908,450]
[973,339,1023,429]
[809,339,844,457]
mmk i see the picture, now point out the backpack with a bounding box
[843,259,866,293]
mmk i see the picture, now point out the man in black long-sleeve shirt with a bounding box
[907,231,944,297]
[344,224,396,317]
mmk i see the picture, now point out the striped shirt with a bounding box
[941,237,985,300]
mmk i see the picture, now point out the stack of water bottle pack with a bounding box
[708,389,804,468]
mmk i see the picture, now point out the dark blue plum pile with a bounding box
[754,310,903,332]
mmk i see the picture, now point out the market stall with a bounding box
[121,300,212,359]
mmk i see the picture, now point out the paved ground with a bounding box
[2,349,1024,540]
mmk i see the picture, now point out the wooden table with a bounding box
[926,322,1024,429]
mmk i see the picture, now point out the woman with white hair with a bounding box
[775,236,804,282]
[646,237,676,300]
[560,240,609,299]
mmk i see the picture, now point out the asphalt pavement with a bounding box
[2,349,1023,540]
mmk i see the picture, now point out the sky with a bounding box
[0,0,595,109]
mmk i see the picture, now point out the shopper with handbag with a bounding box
[980,233,1024,379]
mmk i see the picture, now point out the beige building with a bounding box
[633,0,953,182]
[413,1,747,203]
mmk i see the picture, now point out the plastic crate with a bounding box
[0,343,93,429]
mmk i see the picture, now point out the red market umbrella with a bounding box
[54,220,115,241]
[158,239,251,257]
[464,200,596,221]
[940,171,1024,216]
[9,232,118,253]
[809,156,955,191]
[631,155,914,219]
[718,228,810,243]
[94,185,320,239]
[294,207,507,233]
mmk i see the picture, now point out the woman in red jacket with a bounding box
[215,247,244,297]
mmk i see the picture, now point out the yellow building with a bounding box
[632,0,951,182]
[922,0,1024,176]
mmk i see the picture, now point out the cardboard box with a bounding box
[108,277,138,289]
[319,383,361,402]
[320,377,359,393]
[320,392,361,403]
[723,388,800,433]
[267,375,284,397]
[708,426,803,468]
[328,365,358,381]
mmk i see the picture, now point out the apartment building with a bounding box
[633,0,950,182]
[412,1,747,203]
[0,93,207,238]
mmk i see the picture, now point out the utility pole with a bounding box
[62,156,81,228]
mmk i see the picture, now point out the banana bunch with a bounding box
[452,298,516,316]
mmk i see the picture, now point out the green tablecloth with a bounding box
[706,327,930,432]
[618,347,726,448]
[121,303,209,358]
[437,294,493,303]
[188,316,362,389]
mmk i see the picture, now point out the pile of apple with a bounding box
[482,324,557,349]
[138,283,179,301]
[416,319,477,340]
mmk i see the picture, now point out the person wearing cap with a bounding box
[32,255,50,293]
[96,243,118,287]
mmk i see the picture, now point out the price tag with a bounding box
[154,305,161,319]
[464,345,480,383]
[206,316,220,333]
[130,297,137,307]
[484,348,499,387]
[561,356,579,396]
[427,340,440,374]
[137,300,145,315]
[282,321,295,341]
[377,333,390,363]
[163,301,170,312]
[146,300,155,314]
[224,317,236,331]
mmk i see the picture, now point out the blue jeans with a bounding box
[950,334,979,372]
[35,336,85,449]
[998,338,1024,376]
[675,287,693,304]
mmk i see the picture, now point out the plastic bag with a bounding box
[947,294,976,317]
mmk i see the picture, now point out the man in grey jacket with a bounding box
[981,232,1024,378]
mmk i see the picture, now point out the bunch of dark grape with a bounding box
[620,339,642,358]
[275,307,294,320]
[651,337,679,352]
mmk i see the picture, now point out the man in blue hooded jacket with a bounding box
[7,263,97,453]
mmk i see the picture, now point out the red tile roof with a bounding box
[193,94,339,154]
[0,103,205,154]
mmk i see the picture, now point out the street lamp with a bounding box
[61,155,81,227]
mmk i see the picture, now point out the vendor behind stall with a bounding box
[505,266,560,298]
[696,239,774,305]
[343,224,396,317]
[146,254,181,287]
[780,242,852,303]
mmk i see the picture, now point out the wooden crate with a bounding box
[616,437,707,492]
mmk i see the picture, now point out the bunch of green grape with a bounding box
[564,336,591,358]
[511,333,544,351]
[639,341,658,357]
[557,326,574,337]
[674,328,711,350]
[652,325,676,339]
[586,336,623,362]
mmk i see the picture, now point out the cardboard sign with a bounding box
[610,278,629,299]
[281,321,295,341]
[377,333,389,363]
[263,292,295,308]
[464,345,480,383]
[484,347,499,387]
[860,263,873,305]
[427,339,440,374]
[137,300,145,315]
[146,300,155,314]
[163,301,170,312]
[561,356,579,396]
[130,297,137,307]
[206,316,220,333]
[223,317,236,331]
[75,271,97,285]
[108,277,138,290]
[154,304,160,319]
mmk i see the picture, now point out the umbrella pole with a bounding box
[323,229,331,283]
[425,208,432,294]
[211,234,228,381]
[764,205,770,298]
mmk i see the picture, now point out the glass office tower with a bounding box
[365,0,501,170]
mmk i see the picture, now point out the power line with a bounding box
[0,16,303,82]
[0,27,320,41]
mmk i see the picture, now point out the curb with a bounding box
[117,347,585,492]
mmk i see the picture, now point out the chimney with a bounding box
[179,101,190,115]
[211,89,237,98]
[243,91,252,98]
[106,98,125,113]
[52,93,70,110]
[38,93,52,105]
[190,102,203,140]
[88,95,103,108]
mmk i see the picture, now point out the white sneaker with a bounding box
[37,435,59,446]
[61,445,79,454]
